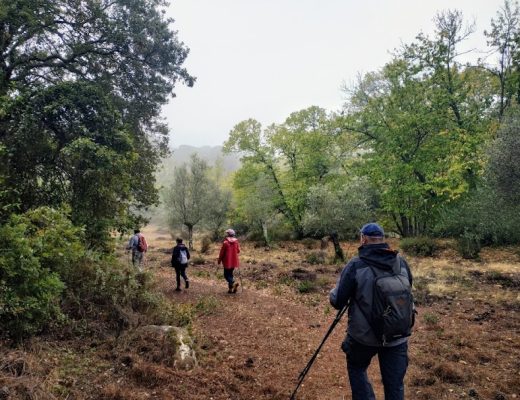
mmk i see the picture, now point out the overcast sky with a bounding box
[164,0,504,148]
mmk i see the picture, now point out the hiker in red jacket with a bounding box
[218,228,240,293]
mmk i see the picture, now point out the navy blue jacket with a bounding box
[171,244,190,268]
[330,243,413,347]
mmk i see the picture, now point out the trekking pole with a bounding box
[289,306,348,400]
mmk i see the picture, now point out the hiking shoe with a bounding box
[232,282,240,293]
[228,287,233,294]
[175,287,182,292]
[185,281,190,289]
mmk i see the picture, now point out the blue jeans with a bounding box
[342,336,408,400]
[223,268,235,288]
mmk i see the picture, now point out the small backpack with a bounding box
[178,248,188,264]
[367,256,415,345]
[136,235,146,252]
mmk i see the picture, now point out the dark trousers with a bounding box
[223,268,235,288]
[342,336,408,400]
[174,264,189,288]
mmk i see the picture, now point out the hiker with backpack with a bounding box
[217,228,240,293]
[127,229,148,271]
[329,222,415,400]
[171,237,190,291]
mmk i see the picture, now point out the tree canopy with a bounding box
[0,0,194,246]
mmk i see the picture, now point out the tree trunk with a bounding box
[187,225,194,250]
[261,221,270,248]
[330,231,345,262]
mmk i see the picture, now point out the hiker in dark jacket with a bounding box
[127,229,148,271]
[330,223,413,400]
[218,228,240,293]
[171,238,190,291]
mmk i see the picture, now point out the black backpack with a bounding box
[365,256,416,345]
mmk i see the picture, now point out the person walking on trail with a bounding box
[329,222,414,400]
[127,229,148,271]
[218,228,240,294]
[171,237,190,291]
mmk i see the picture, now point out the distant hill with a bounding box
[156,145,241,186]
[170,145,241,172]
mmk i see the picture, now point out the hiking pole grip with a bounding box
[289,306,347,400]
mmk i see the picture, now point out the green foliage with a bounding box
[340,11,494,237]
[225,107,342,239]
[456,231,482,259]
[164,154,217,248]
[200,236,212,254]
[399,237,438,257]
[0,0,193,246]
[191,255,206,265]
[306,251,326,265]
[423,313,440,325]
[0,210,66,338]
[488,107,520,204]
[302,180,374,239]
[194,296,220,316]
[297,280,317,293]
[484,0,520,117]
[434,184,520,248]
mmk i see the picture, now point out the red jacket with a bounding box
[218,237,240,269]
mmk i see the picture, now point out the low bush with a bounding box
[297,280,317,293]
[200,236,212,254]
[0,207,188,339]
[456,231,482,259]
[0,219,65,339]
[191,255,205,265]
[400,237,437,257]
[306,251,326,265]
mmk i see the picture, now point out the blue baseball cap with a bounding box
[360,223,384,237]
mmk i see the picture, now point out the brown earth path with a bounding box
[147,227,388,400]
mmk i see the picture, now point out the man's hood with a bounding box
[358,243,398,271]
[225,237,238,244]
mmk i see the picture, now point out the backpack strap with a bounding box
[392,254,401,275]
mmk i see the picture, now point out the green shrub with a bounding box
[456,231,481,259]
[200,236,212,254]
[306,251,326,265]
[297,280,317,293]
[195,296,220,315]
[400,237,437,257]
[0,213,65,339]
[191,255,205,265]
[423,313,440,325]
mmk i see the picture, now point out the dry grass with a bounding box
[1,226,518,399]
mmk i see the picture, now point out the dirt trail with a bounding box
[148,228,384,400]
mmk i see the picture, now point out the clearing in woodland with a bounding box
[0,225,518,400]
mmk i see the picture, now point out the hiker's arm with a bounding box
[402,257,413,286]
[171,247,177,266]
[217,243,225,264]
[127,236,135,250]
[329,261,356,310]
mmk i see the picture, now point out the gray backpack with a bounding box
[178,249,188,264]
[363,256,416,345]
